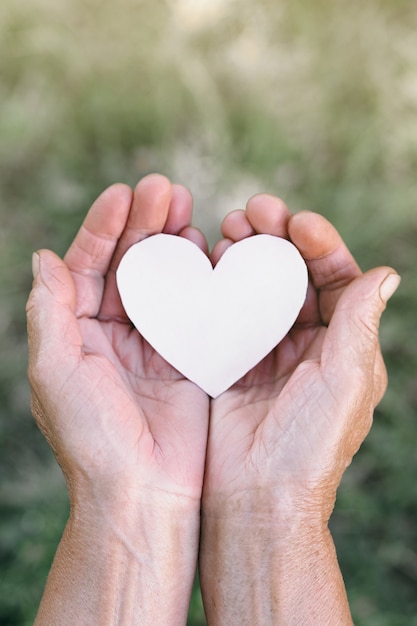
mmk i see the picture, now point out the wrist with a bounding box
[201,489,329,571]
[70,481,201,568]
[202,482,330,532]
[200,488,352,626]
[36,486,201,625]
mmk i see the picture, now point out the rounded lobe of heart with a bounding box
[116,233,308,398]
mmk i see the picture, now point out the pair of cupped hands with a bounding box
[27,173,398,526]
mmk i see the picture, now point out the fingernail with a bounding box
[32,252,40,279]
[380,273,401,303]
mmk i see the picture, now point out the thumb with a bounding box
[322,267,400,406]
[26,250,81,387]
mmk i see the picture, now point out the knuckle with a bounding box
[353,309,379,343]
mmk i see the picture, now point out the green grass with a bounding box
[1,0,417,623]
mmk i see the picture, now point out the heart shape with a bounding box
[116,233,308,398]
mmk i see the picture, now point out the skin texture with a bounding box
[201,195,400,625]
[26,176,399,625]
[27,175,210,625]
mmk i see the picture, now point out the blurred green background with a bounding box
[1,0,416,623]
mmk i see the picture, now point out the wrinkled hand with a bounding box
[205,194,400,518]
[27,174,209,506]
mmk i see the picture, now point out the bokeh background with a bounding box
[1,0,417,623]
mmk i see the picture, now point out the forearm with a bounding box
[35,489,200,626]
[200,493,353,626]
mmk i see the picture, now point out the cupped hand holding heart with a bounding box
[117,232,308,398]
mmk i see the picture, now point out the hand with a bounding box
[206,194,398,513]
[200,194,400,625]
[26,174,210,624]
[27,174,209,503]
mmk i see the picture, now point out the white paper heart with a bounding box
[116,233,308,398]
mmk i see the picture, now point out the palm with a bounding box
[75,316,207,495]
[208,319,326,492]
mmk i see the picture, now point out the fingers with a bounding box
[245,194,291,236]
[64,183,134,276]
[220,195,291,241]
[64,183,134,318]
[99,175,188,321]
[213,194,291,265]
[180,226,209,255]
[218,197,373,335]
[210,239,234,266]
[107,174,173,273]
[163,184,193,235]
[66,175,181,320]
[288,212,362,325]
[63,174,200,322]
[322,267,400,407]
[221,210,256,241]
[161,184,209,252]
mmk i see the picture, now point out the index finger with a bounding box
[63,183,134,318]
[288,211,362,325]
